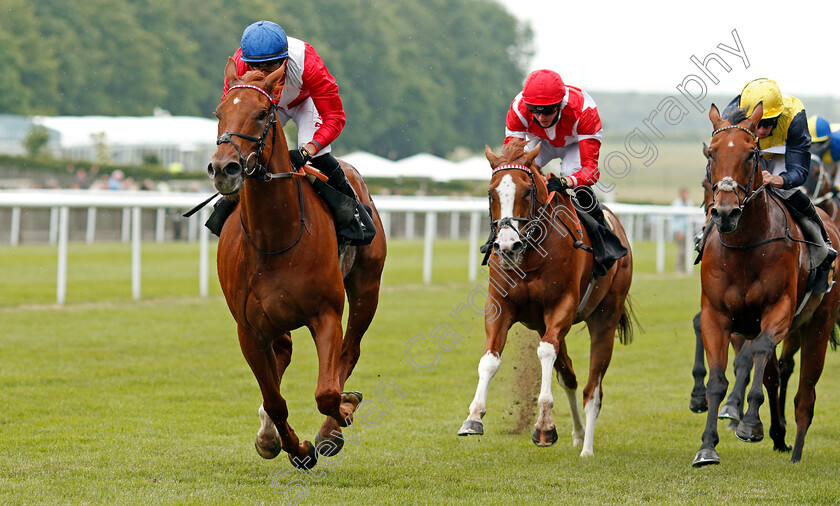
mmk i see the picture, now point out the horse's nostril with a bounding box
[710,208,719,218]
[730,208,742,220]
[225,163,242,177]
[511,241,523,253]
[207,163,215,178]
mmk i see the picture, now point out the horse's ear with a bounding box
[485,144,499,167]
[709,103,724,129]
[524,142,541,166]
[745,102,763,130]
[264,60,287,93]
[702,142,710,159]
[224,57,239,87]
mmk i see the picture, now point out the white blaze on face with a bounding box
[233,97,241,105]
[495,174,521,251]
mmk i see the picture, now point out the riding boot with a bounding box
[308,153,376,246]
[205,198,238,237]
[577,190,628,277]
[786,190,837,293]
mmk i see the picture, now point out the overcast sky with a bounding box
[495,0,840,99]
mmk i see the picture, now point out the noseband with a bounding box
[217,84,280,185]
[489,164,541,244]
[709,124,763,211]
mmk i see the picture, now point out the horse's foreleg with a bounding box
[553,340,584,447]
[737,304,792,444]
[531,300,575,449]
[690,311,708,413]
[309,311,355,428]
[693,305,731,467]
[255,333,293,458]
[719,336,750,423]
[315,269,381,457]
[239,328,316,469]
[458,306,513,436]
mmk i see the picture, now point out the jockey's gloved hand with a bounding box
[546,176,568,193]
[288,146,312,170]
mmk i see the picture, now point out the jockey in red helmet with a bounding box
[504,69,626,276]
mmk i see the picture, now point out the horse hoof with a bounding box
[692,448,720,467]
[254,437,282,459]
[689,395,708,413]
[717,404,740,421]
[458,420,484,436]
[314,429,344,457]
[288,442,318,470]
[532,427,558,447]
[735,420,763,442]
[774,442,792,453]
[341,391,363,405]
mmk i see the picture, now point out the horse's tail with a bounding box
[617,294,639,345]
[830,322,840,352]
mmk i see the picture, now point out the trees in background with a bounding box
[4,0,531,158]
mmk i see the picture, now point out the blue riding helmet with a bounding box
[240,20,288,63]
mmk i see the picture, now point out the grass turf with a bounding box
[1,240,839,504]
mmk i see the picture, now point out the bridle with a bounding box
[709,124,764,212]
[215,83,309,255]
[482,163,587,265]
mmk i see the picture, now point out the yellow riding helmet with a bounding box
[739,78,784,119]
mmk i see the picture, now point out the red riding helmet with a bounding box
[522,70,566,107]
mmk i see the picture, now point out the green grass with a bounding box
[1,240,839,504]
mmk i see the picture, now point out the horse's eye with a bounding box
[257,110,267,121]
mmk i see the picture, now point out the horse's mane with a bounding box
[499,139,544,175]
[727,107,749,125]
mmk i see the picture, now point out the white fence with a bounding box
[0,190,703,304]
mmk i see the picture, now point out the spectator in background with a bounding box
[671,187,693,272]
[107,170,125,190]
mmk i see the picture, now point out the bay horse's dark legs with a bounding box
[315,260,382,456]
[690,311,708,413]
[553,340,584,447]
[778,332,800,428]
[762,345,790,452]
[737,328,786,443]
[693,308,731,467]
[239,327,316,469]
[719,335,750,424]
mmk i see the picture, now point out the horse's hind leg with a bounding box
[778,332,800,427]
[553,340,584,447]
[256,332,293,458]
[762,345,790,452]
[239,328,317,470]
[315,264,381,456]
[791,315,833,462]
[690,311,708,413]
[580,307,621,457]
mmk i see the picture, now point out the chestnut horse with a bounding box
[694,103,840,466]
[207,59,386,469]
[458,140,634,457]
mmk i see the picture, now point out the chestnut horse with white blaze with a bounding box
[458,140,634,457]
[693,103,840,467]
[207,59,386,470]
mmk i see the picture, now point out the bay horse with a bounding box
[458,140,634,457]
[694,103,840,466]
[207,59,387,469]
[690,152,840,425]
